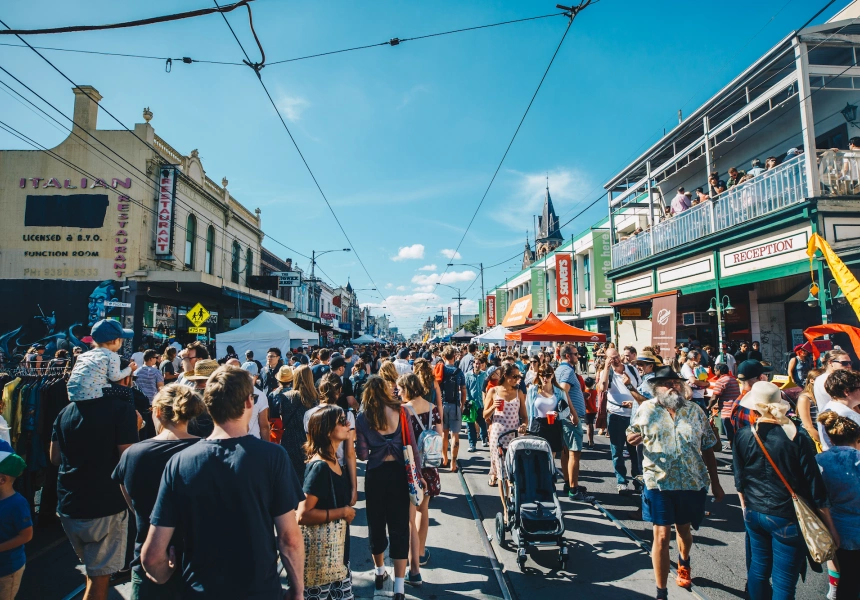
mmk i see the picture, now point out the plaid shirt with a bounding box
[730,390,755,431]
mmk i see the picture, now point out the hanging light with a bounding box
[806,285,820,308]
[841,102,859,126]
[706,298,718,316]
[834,287,848,305]
[724,298,736,315]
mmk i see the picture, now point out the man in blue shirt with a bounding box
[458,343,477,374]
[464,356,489,452]
[555,344,593,502]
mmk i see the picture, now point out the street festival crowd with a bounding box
[2,321,860,600]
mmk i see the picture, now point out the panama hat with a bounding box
[184,359,220,381]
[276,366,294,383]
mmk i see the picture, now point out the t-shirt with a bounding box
[312,364,331,383]
[814,373,833,413]
[150,437,304,599]
[0,493,31,577]
[458,353,474,375]
[135,365,164,402]
[606,369,634,417]
[131,352,145,367]
[303,460,352,565]
[160,360,176,380]
[338,376,355,412]
[52,396,139,518]
[680,363,705,399]
[248,388,269,439]
[111,438,200,576]
[554,362,586,418]
[441,365,466,404]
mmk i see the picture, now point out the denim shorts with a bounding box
[442,403,462,430]
[642,487,707,529]
[561,419,584,451]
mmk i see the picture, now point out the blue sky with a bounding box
[0,0,849,333]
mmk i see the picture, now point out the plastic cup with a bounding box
[495,397,505,412]
[547,411,557,425]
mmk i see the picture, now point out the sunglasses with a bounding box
[336,414,349,426]
[832,360,852,367]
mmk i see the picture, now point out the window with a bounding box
[245,248,253,283]
[231,241,240,284]
[205,226,214,274]
[185,214,196,268]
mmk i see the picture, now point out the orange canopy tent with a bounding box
[505,312,607,343]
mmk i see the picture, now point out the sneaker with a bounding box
[406,571,423,587]
[562,483,570,495]
[623,449,630,459]
[468,444,476,453]
[569,488,595,502]
[420,549,430,566]
[374,570,389,590]
[109,568,131,585]
[617,483,632,495]
[482,439,489,448]
[675,565,692,589]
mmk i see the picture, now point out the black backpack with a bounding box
[441,366,461,404]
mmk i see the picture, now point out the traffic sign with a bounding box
[187,303,210,327]
[188,326,207,334]
[272,272,301,287]
[104,301,131,308]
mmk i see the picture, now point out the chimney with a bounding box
[72,86,102,133]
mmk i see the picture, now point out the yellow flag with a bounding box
[807,233,860,322]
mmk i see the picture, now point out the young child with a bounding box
[583,376,598,449]
[0,440,32,598]
[67,319,136,402]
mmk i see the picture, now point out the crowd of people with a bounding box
[0,316,857,600]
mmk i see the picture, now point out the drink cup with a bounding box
[495,397,505,412]
[547,411,557,425]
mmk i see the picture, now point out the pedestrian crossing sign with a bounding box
[187,303,210,327]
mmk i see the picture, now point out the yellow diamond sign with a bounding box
[187,303,210,328]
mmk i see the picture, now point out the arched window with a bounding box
[245,248,253,283]
[231,241,241,284]
[184,214,196,268]
[205,226,214,275]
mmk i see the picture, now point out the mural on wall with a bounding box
[0,280,121,366]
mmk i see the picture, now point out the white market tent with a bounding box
[351,334,377,344]
[472,324,512,346]
[216,312,318,360]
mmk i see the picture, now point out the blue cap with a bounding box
[91,319,134,343]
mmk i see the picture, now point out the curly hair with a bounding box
[817,412,860,446]
[152,384,206,425]
[318,371,343,405]
[412,358,435,397]
[823,369,860,400]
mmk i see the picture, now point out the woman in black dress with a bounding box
[276,364,318,479]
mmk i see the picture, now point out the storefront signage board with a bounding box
[486,295,496,328]
[155,166,178,257]
[651,293,678,357]
[720,229,810,275]
[273,271,301,287]
[555,253,573,312]
[591,231,612,304]
[495,288,507,326]
[531,269,547,318]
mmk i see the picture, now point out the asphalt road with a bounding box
[21,430,829,600]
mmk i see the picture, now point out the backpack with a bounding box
[406,406,442,468]
[440,366,461,405]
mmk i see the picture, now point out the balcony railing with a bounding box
[611,154,807,269]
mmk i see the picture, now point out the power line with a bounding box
[437,1,594,285]
[212,0,388,304]
[0,42,243,65]
[0,0,254,36]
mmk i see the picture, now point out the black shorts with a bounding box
[585,413,596,425]
[530,417,562,452]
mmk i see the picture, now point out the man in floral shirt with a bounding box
[626,366,724,600]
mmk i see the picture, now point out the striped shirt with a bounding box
[711,375,741,419]
[134,365,163,402]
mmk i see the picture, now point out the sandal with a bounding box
[451,462,459,473]
[488,475,498,487]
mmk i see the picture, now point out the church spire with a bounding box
[521,233,535,270]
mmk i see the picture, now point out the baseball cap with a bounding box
[736,359,774,381]
[91,319,134,343]
[330,357,346,370]
[241,361,259,376]
[0,441,26,478]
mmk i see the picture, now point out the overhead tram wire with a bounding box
[0,43,243,66]
[437,1,595,285]
[0,67,311,263]
[211,0,387,304]
[0,22,315,264]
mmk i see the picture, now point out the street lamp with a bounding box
[707,295,735,364]
[447,262,484,330]
[309,248,351,331]
[805,280,847,312]
[436,283,464,330]
[707,295,736,316]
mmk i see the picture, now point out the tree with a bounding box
[462,316,480,334]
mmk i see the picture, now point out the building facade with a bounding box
[0,86,284,360]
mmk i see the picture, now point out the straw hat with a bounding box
[739,381,796,439]
[276,365,294,383]
[635,350,662,365]
[184,359,220,381]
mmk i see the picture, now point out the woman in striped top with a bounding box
[710,364,741,447]
[796,368,823,446]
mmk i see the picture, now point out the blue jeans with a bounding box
[744,509,806,600]
[466,409,488,445]
[608,413,639,484]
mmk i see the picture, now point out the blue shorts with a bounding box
[642,487,707,529]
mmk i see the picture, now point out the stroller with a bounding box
[494,430,567,570]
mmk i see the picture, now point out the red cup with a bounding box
[546,411,557,425]
[495,398,505,412]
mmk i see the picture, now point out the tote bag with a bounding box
[751,426,836,563]
[400,409,425,507]
[300,469,349,587]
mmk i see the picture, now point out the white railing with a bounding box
[817,149,860,196]
[611,154,807,268]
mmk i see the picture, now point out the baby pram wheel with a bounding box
[495,512,506,545]
[516,547,527,569]
[558,545,568,567]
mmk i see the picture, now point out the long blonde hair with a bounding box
[412,358,434,397]
[378,361,399,386]
[291,364,318,408]
[361,375,401,431]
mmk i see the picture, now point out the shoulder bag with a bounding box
[300,466,349,587]
[400,409,425,506]
[750,425,836,563]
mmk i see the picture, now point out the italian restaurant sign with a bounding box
[156,166,178,257]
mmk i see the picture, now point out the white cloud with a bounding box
[276,94,310,122]
[391,244,425,261]
[418,264,437,272]
[396,285,407,291]
[385,283,394,289]
[440,249,461,260]
[413,284,436,293]
[492,167,591,232]
[411,270,477,287]
[360,292,441,328]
